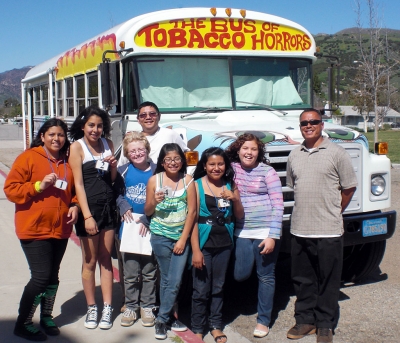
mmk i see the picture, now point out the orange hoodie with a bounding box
[4,146,78,240]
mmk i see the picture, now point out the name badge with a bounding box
[54,179,68,190]
[159,186,173,198]
[218,198,230,207]
[95,160,109,171]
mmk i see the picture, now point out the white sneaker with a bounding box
[99,303,113,330]
[140,307,155,327]
[84,305,98,329]
[120,308,137,327]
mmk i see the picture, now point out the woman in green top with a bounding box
[144,143,196,340]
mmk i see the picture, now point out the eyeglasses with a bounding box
[163,157,182,164]
[138,111,158,119]
[127,148,146,156]
[300,119,322,127]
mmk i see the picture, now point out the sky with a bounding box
[1,0,399,73]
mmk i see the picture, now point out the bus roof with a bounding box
[23,7,316,82]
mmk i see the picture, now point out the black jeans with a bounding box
[191,246,232,333]
[17,238,68,324]
[291,235,343,329]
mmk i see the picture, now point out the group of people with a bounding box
[4,101,356,343]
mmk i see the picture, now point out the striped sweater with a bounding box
[232,162,283,239]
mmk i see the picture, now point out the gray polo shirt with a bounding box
[286,137,358,236]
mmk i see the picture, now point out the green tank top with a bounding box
[150,172,192,240]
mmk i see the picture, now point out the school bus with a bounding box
[21,7,396,282]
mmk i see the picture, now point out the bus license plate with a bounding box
[362,218,387,237]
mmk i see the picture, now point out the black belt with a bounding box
[198,215,231,225]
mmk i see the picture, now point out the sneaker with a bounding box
[84,304,98,329]
[140,307,155,327]
[14,322,47,341]
[40,315,60,336]
[120,307,137,327]
[99,303,113,330]
[287,323,316,339]
[155,321,168,340]
[317,328,333,343]
[170,319,187,332]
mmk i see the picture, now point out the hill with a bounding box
[0,67,31,106]
[313,28,400,96]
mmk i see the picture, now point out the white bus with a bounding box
[21,7,396,282]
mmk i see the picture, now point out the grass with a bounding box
[364,130,400,163]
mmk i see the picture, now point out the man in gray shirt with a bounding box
[286,109,357,343]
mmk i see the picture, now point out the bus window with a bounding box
[88,73,99,107]
[76,76,85,114]
[56,81,63,116]
[66,78,74,117]
[136,57,231,110]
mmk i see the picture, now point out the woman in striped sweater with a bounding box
[226,133,284,338]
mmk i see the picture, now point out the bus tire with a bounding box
[341,241,386,283]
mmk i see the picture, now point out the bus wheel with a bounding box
[341,241,386,283]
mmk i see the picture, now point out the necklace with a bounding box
[204,176,226,212]
[163,172,180,198]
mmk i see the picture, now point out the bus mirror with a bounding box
[100,62,118,108]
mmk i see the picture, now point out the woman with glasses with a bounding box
[225,133,284,338]
[190,147,244,343]
[144,143,196,340]
[114,131,157,328]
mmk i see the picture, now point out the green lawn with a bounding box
[364,130,400,164]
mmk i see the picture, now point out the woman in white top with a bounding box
[69,106,118,330]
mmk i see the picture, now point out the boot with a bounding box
[14,293,47,341]
[40,285,60,336]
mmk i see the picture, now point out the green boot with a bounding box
[40,285,60,336]
[14,293,47,341]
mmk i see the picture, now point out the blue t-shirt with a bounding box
[119,164,152,238]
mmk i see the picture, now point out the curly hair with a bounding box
[225,133,269,165]
[30,118,70,156]
[193,147,235,183]
[69,106,112,141]
[122,131,151,158]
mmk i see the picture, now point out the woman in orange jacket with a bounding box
[4,118,79,342]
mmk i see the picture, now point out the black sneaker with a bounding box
[14,322,47,341]
[155,321,168,340]
[40,315,60,336]
[170,319,187,332]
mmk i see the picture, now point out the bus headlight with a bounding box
[371,175,386,196]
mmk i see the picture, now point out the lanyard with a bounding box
[43,146,66,181]
[82,138,105,175]
[205,177,226,213]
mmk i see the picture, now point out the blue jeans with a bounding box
[150,234,189,324]
[122,252,157,310]
[234,237,281,327]
[191,246,232,333]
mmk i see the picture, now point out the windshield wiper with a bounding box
[236,101,287,115]
[180,106,233,119]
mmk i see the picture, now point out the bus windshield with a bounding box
[129,56,312,112]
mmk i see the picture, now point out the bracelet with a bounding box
[34,181,43,193]
[70,203,81,211]
[84,215,93,221]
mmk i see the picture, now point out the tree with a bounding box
[350,63,374,132]
[355,0,399,142]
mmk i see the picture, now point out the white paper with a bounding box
[119,213,152,255]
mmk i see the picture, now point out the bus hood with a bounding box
[159,110,368,152]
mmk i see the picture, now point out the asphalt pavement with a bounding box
[0,137,250,343]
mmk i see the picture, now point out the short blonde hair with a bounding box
[122,131,150,157]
